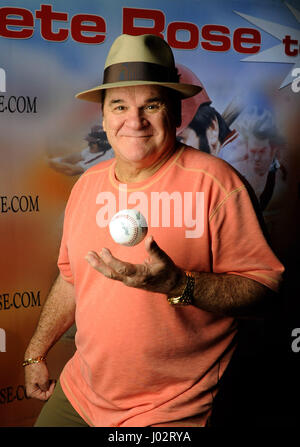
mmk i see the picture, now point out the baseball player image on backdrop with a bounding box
[231,107,287,211]
[48,125,114,176]
[23,34,284,428]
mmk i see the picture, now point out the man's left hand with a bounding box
[85,235,184,295]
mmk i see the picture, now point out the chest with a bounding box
[66,179,213,275]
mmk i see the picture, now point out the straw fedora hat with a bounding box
[76,34,202,102]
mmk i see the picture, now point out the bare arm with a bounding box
[170,270,275,318]
[48,158,84,176]
[24,274,76,400]
[85,236,276,318]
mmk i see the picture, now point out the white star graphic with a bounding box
[234,2,300,88]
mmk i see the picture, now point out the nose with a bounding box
[125,108,148,130]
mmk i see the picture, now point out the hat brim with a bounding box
[75,81,202,103]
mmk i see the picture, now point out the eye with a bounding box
[114,105,126,112]
[145,103,162,113]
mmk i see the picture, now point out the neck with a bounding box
[114,144,178,183]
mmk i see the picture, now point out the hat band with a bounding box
[103,62,178,85]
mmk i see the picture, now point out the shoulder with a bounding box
[66,158,115,201]
[177,145,232,170]
[176,145,245,193]
[79,157,115,180]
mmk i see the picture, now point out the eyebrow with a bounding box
[108,96,164,106]
[108,99,124,105]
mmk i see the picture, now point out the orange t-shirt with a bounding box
[58,145,284,427]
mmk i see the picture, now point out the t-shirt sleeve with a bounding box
[57,183,79,285]
[58,227,74,284]
[209,185,284,292]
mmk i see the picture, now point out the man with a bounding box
[232,107,287,211]
[48,125,113,176]
[188,103,247,162]
[24,34,284,427]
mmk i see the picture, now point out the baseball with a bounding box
[109,209,148,246]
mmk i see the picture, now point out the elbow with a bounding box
[235,284,280,320]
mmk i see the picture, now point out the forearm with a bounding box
[25,274,76,358]
[86,237,277,318]
[171,271,276,318]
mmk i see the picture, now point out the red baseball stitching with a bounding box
[113,213,139,245]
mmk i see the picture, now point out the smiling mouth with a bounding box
[121,135,153,138]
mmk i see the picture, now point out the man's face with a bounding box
[88,142,99,153]
[102,85,176,168]
[247,135,274,176]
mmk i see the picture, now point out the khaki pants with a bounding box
[34,380,89,427]
[35,379,209,427]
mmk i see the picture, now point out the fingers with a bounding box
[24,361,56,401]
[85,236,171,279]
[31,380,56,401]
[85,250,116,279]
[101,248,138,276]
[26,379,56,401]
[85,249,137,279]
[39,378,50,392]
[85,236,175,292]
[145,236,172,265]
[44,380,56,399]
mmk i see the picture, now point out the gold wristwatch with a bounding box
[167,271,195,306]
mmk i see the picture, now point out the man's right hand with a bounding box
[24,361,56,401]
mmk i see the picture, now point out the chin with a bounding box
[120,146,154,163]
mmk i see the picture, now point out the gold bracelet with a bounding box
[167,271,195,306]
[22,356,46,367]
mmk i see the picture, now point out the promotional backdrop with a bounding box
[0,0,299,426]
